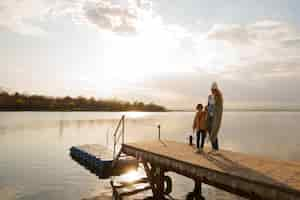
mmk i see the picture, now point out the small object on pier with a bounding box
[186,132,194,146]
[189,135,193,146]
[157,124,161,140]
[70,144,138,179]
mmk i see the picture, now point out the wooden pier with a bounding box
[121,140,300,200]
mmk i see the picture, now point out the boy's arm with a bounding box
[192,113,197,132]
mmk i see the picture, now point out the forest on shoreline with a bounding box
[0,91,166,112]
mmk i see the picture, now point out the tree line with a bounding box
[0,91,166,112]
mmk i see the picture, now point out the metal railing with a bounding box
[112,115,162,161]
[113,115,125,160]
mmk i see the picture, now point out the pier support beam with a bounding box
[186,179,205,200]
[142,161,169,200]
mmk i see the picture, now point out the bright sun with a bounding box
[104,35,168,82]
[102,14,184,85]
[99,11,233,96]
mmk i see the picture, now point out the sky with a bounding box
[1,0,300,109]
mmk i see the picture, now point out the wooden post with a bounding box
[142,161,165,200]
[142,161,155,194]
[193,179,205,200]
[187,179,205,200]
[154,166,164,199]
[158,124,161,140]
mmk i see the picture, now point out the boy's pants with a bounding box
[196,130,206,149]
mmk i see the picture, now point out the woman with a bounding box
[207,82,223,151]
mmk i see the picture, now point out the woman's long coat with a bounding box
[210,93,223,142]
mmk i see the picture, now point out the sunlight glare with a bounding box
[121,170,141,183]
[125,111,149,119]
[102,11,186,85]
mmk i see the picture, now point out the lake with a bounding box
[0,111,300,200]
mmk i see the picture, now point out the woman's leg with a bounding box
[211,138,215,149]
[200,131,206,148]
[207,116,214,149]
[215,138,219,150]
[212,138,219,150]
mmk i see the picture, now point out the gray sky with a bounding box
[1,0,300,109]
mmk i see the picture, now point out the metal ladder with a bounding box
[112,115,126,166]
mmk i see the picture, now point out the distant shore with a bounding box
[2,109,300,112]
[0,108,168,112]
[0,91,167,112]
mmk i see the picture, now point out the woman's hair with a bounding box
[215,88,223,103]
[196,104,203,110]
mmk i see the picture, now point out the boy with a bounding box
[193,104,207,153]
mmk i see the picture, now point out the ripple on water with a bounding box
[0,186,16,200]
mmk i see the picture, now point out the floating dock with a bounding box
[70,144,138,179]
[121,140,300,200]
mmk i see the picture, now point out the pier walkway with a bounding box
[121,140,300,200]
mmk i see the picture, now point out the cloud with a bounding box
[249,20,284,30]
[82,0,151,34]
[207,24,253,44]
[281,38,300,48]
[115,68,300,109]
[0,0,152,35]
[206,20,296,45]
[199,20,300,80]
[0,0,51,36]
[109,72,212,109]
[2,0,300,107]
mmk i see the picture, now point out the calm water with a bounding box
[0,111,300,200]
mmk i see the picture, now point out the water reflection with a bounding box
[0,126,7,135]
[118,170,143,183]
[59,120,64,138]
[0,186,16,200]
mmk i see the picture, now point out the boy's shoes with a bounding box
[195,149,203,154]
[209,149,219,155]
